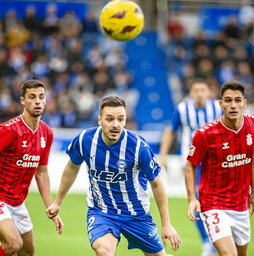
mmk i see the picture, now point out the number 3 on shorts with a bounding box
[212,213,220,225]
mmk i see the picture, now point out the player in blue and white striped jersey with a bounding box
[47,96,181,256]
[160,78,222,256]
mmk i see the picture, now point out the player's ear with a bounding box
[219,99,222,109]
[124,116,127,127]
[98,115,101,126]
[20,96,25,106]
[244,99,247,109]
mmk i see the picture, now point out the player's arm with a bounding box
[184,130,206,221]
[35,165,53,208]
[150,175,181,251]
[35,165,64,234]
[159,127,175,168]
[184,160,200,221]
[46,160,81,219]
[159,108,181,168]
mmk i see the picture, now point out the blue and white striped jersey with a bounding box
[170,99,222,159]
[66,127,160,216]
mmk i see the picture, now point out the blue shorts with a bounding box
[86,208,164,253]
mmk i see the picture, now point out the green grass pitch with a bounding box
[26,192,254,256]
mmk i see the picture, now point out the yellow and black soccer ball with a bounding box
[99,0,144,41]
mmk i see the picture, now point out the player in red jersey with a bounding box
[185,80,254,256]
[0,80,63,256]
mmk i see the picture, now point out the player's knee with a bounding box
[3,236,23,254]
[218,249,237,256]
[21,245,35,256]
[94,245,113,256]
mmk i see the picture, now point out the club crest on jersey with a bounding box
[40,137,46,148]
[117,159,127,169]
[0,202,5,214]
[222,142,229,149]
[188,145,196,156]
[22,141,27,148]
[246,134,252,146]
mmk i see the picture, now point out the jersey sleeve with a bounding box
[0,126,13,153]
[138,141,160,181]
[169,107,181,131]
[187,130,207,166]
[40,127,53,165]
[66,135,84,165]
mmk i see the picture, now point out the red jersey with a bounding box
[187,115,254,212]
[0,115,53,206]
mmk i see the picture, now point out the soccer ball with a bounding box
[99,0,144,41]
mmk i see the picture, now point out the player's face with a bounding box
[20,87,46,117]
[98,106,126,146]
[190,82,210,107]
[219,89,246,120]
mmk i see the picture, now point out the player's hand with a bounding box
[52,215,64,235]
[161,224,181,251]
[187,199,201,222]
[159,155,168,170]
[46,202,60,219]
[249,192,254,215]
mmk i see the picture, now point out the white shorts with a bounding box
[0,201,33,234]
[200,209,250,246]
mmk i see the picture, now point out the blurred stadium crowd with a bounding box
[167,7,254,114]
[0,3,139,129]
[1,2,254,129]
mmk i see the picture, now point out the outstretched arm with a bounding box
[159,127,175,168]
[46,160,81,219]
[150,175,181,251]
[184,160,200,221]
[35,165,64,234]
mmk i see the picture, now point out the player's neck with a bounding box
[221,115,243,131]
[21,113,41,131]
[195,101,205,108]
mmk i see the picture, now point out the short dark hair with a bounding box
[21,79,46,97]
[188,77,209,91]
[220,80,245,98]
[99,96,126,114]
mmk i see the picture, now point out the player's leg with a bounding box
[0,218,23,256]
[92,233,118,256]
[17,230,35,256]
[236,244,248,256]
[213,236,237,256]
[142,250,174,256]
[200,210,238,256]
[121,214,173,256]
[195,218,216,256]
[87,209,120,256]
[10,203,34,256]
[195,166,215,256]
[231,210,250,256]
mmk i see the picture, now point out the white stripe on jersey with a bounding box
[206,100,214,123]
[178,99,222,158]
[188,101,197,129]
[215,101,222,118]
[182,126,192,160]
[133,135,150,213]
[198,107,206,127]
[105,150,121,214]
[179,101,187,125]
[119,130,136,216]
[90,127,100,167]
[88,127,108,213]
[78,130,87,157]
